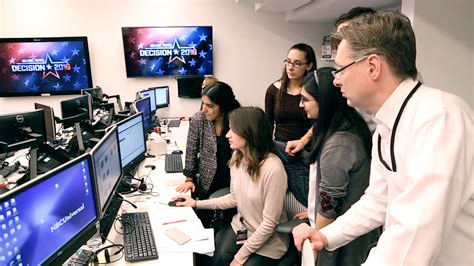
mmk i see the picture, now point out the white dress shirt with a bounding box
[320,79,474,265]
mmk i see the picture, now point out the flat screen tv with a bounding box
[0,36,93,97]
[122,26,213,77]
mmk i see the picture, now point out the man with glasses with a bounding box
[293,11,473,265]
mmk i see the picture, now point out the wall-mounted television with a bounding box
[177,75,204,98]
[122,26,213,77]
[0,36,93,97]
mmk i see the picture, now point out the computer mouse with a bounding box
[171,150,183,155]
[168,198,185,207]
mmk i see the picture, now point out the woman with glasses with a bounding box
[264,43,316,212]
[296,68,379,265]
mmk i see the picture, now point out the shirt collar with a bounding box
[374,78,418,131]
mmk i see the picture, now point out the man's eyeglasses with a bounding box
[331,55,369,80]
[300,95,316,103]
[284,59,307,68]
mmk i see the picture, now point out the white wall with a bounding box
[0,0,333,117]
[402,0,473,106]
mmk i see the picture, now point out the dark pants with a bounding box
[209,225,279,266]
[274,141,309,207]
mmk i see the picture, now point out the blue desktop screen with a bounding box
[0,157,97,265]
[91,128,122,215]
[135,97,152,130]
[117,113,146,170]
[139,89,157,112]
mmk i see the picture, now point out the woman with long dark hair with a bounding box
[176,81,240,228]
[264,43,317,211]
[295,68,379,265]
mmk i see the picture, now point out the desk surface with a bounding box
[86,121,213,265]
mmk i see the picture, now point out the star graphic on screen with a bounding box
[53,82,62,90]
[138,58,147,65]
[73,65,81,73]
[167,39,190,64]
[73,81,81,88]
[130,51,136,59]
[157,69,165,75]
[199,50,207,58]
[61,42,69,47]
[179,35,186,41]
[18,48,25,54]
[71,48,80,56]
[189,58,197,67]
[61,56,70,64]
[24,79,30,86]
[9,58,16,64]
[128,36,136,44]
[12,74,20,80]
[42,54,62,79]
[32,84,39,91]
[150,63,155,71]
[209,44,213,50]
[178,67,187,75]
[138,43,144,49]
[64,74,72,82]
[28,53,38,60]
[199,33,208,42]
[198,66,206,74]
[52,49,59,56]
[188,41,197,49]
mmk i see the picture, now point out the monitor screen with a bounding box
[0,109,46,151]
[177,76,204,98]
[0,154,98,265]
[34,103,56,143]
[90,126,122,216]
[116,113,146,172]
[138,89,156,113]
[60,94,93,128]
[133,97,152,131]
[121,26,213,77]
[153,86,170,108]
[0,37,93,97]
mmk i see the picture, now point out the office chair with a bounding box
[208,187,231,231]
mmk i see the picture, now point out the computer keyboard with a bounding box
[165,153,183,173]
[67,248,95,265]
[122,212,159,262]
[167,119,181,128]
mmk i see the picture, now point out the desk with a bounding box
[90,120,214,265]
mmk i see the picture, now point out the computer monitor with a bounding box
[0,109,46,151]
[60,94,93,128]
[116,113,146,174]
[132,97,152,132]
[81,87,104,109]
[153,86,170,109]
[34,103,56,143]
[177,76,204,98]
[0,154,99,265]
[137,89,156,113]
[90,126,122,217]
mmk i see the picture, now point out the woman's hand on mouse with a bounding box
[171,195,195,207]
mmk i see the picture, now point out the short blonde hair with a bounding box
[202,75,218,88]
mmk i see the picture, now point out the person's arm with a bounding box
[285,127,313,155]
[361,111,472,265]
[234,157,288,264]
[264,84,277,134]
[178,112,202,192]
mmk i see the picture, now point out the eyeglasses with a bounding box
[300,95,316,103]
[331,55,369,80]
[284,59,307,68]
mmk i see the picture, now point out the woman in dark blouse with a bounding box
[264,43,316,209]
[176,81,240,228]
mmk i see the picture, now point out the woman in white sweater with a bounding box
[175,106,288,266]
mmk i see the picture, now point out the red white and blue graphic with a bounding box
[0,37,93,96]
[122,26,213,77]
